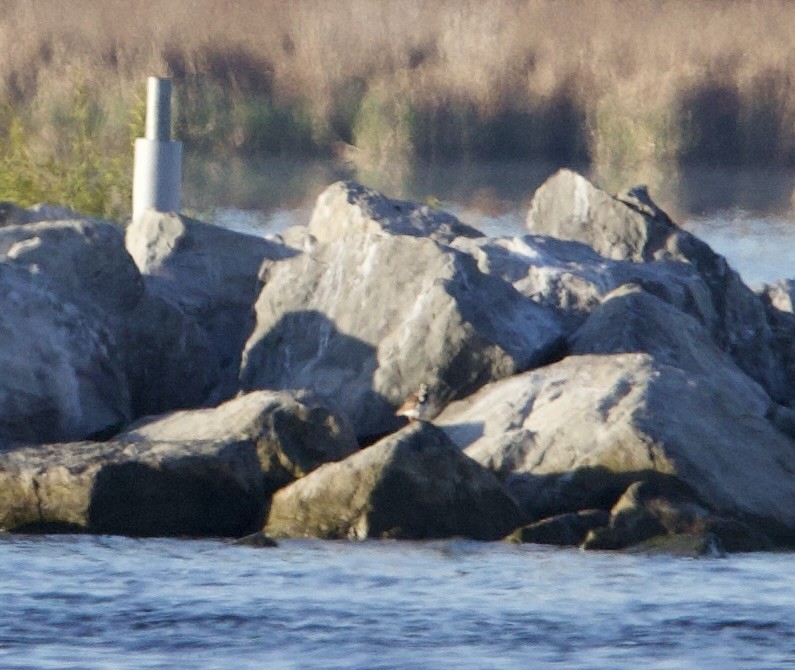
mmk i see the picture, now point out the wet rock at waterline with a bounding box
[506,510,610,547]
[241,232,564,439]
[307,180,483,244]
[125,210,298,401]
[434,352,795,539]
[582,480,775,553]
[0,438,263,536]
[0,391,355,536]
[263,422,520,541]
[527,169,788,404]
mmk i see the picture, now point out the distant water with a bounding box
[2,535,794,669]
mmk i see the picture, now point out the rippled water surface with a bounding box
[1,535,794,669]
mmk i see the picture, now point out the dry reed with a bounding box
[2,0,795,213]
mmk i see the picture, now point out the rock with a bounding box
[621,533,726,557]
[507,509,609,546]
[527,172,674,262]
[0,439,264,537]
[0,263,131,444]
[570,284,762,386]
[0,391,356,536]
[120,390,358,496]
[121,292,217,416]
[307,181,483,244]
[763,279,795,314]
[434,352,795,540]
[263,422,520,541]
[0,201,104,227]
[759,279,795,405]
[527,169,787,403]
[0,217,143,314]
[271,225,318,254]
[233,531,278,547]
[450,234,716,332]
[0,217,217,417]
[241,233,564,439]
[125,210,297,398]
[583,480,774,552]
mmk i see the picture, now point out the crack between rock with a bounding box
[32,476,44,523]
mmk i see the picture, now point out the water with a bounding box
[1,535,794,669]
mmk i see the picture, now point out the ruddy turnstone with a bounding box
[395,383,429,422]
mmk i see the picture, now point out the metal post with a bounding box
[132,77,182,222]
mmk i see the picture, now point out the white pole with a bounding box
[132,77,183,223]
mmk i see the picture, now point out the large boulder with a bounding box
[434,351,795,541]
[0,391,357,536]
[0,217,143,314]
[450,234,716,331]
[125,210,297,399]
[263,421,520,540]
[241,233,564,439]
[569,284,756,382]
[0,263,130,444]
[307,181,483,244]
[0,438,263,536]
[120,390,358,496]
[527,169,787,403]
[0,217,216,417]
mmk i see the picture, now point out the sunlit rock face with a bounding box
[527,169,788,404]
[242,231,564,440]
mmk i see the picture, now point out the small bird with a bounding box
[395,383,429,422]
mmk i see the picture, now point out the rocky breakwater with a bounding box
[0,171,793,553]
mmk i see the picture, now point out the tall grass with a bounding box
[2,0,795,216]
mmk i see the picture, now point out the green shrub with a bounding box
[0,83,141,220]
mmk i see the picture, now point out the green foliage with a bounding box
[0,83,140,220]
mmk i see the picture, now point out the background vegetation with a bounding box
[1,0,795,218]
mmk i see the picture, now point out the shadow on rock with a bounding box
[88,448,262,537]
[240,310,397,440]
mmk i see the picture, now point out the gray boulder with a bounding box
[241,232,564,439]
[307,180,484,244]
[0,391,357,536]
[263,421,520,541]
[0,263,130,444]
[569,284,758,384]
[125,210,297,399]
[507,509,610,546]
[0,217,216,417]
[582,480,774,553]
[120,389,358,496]
[434,351,795,541]
[0,438,263,536]
[527,169,786,402]
[451,234,716,331]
